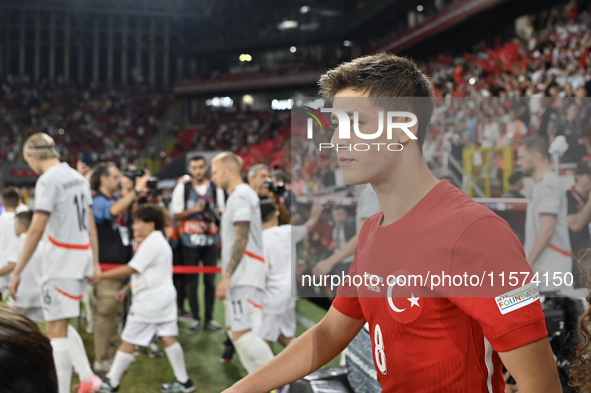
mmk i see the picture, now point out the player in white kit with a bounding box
[8,133,103,393]
[4,211,44,322]
[254,201,324,346]
[211,152,275,374]
[0,188,21,300]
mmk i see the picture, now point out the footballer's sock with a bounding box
[67,325,94,381]
[51,338,73,393]
[107,351,134,388]
[234,332,274,374]
[225,329,235,345]
[164,342,189,384]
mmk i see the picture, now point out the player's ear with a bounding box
[398,116,418,145]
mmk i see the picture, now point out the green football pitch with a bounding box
[68,285,337,392]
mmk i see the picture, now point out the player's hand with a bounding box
[8,272,20,300]
[503,372,518,393]
[89,265,102,285]
[310,203,324,218]
[115,287,130,303]
[311,259,335,276]
[193,200,206,213]
[178,175,190,184]
[216,274,231,300]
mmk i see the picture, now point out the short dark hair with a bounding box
[508,171,524,186]
[318,53,435,151]
[519,137,550,161]
[15,211,33,229]
[133,204,164,231]
[0,304,58,393]
[2,188,20,208]
[190,156,206,164]
[332,205,348,213]
[260,200,278,223]
[89,163,116,192]
[271,170,288,183]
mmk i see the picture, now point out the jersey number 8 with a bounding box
[374,324,387,375]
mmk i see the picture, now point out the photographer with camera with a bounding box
[170,156,223,333]
[90,162,151,373]
[248,164,290,224]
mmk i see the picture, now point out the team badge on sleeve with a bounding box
[495,283,540,315]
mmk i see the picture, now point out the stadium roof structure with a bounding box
[0,0,408,55]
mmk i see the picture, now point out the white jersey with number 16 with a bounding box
[34,163,94,282]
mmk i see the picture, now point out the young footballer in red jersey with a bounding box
[222,54,561,393]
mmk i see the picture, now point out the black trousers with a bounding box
[182,244,219,322]
[172,245,185,312]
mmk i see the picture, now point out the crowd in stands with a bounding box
[0,76,172,168]
[3,1,591,192]
[171,109,292,174]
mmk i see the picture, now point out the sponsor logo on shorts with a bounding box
[495,283,540,315]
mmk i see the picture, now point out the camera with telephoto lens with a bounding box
[264,179,285,196]
[122,168,146,180]
[203,200,221,227]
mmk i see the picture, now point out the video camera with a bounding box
[264,178,285,196]
[123,168,159,195]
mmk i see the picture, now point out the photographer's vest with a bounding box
[94,191,133,264]
[179,180,220,248]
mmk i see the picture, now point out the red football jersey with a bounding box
[333,180,547,392]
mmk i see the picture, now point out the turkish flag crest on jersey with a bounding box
[385,269,423,323]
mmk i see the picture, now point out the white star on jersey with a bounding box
[408,294,420,308]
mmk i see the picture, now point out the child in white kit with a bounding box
[0,188,21,301]
[97,204,194,393]
[4,211,44,322]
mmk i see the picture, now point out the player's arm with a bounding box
[567,196,591,232]
[88,206,102,284]
[499,338,562,393]
[527,214,556,266]
[101,265,138,280]
[223,306,364,393]
[312,218,367,276]
[0,263,15,277]
[216,223,249,300]
[303,203,324,233]
[8,212,48,298]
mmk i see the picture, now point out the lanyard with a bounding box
[570,187,586,207]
